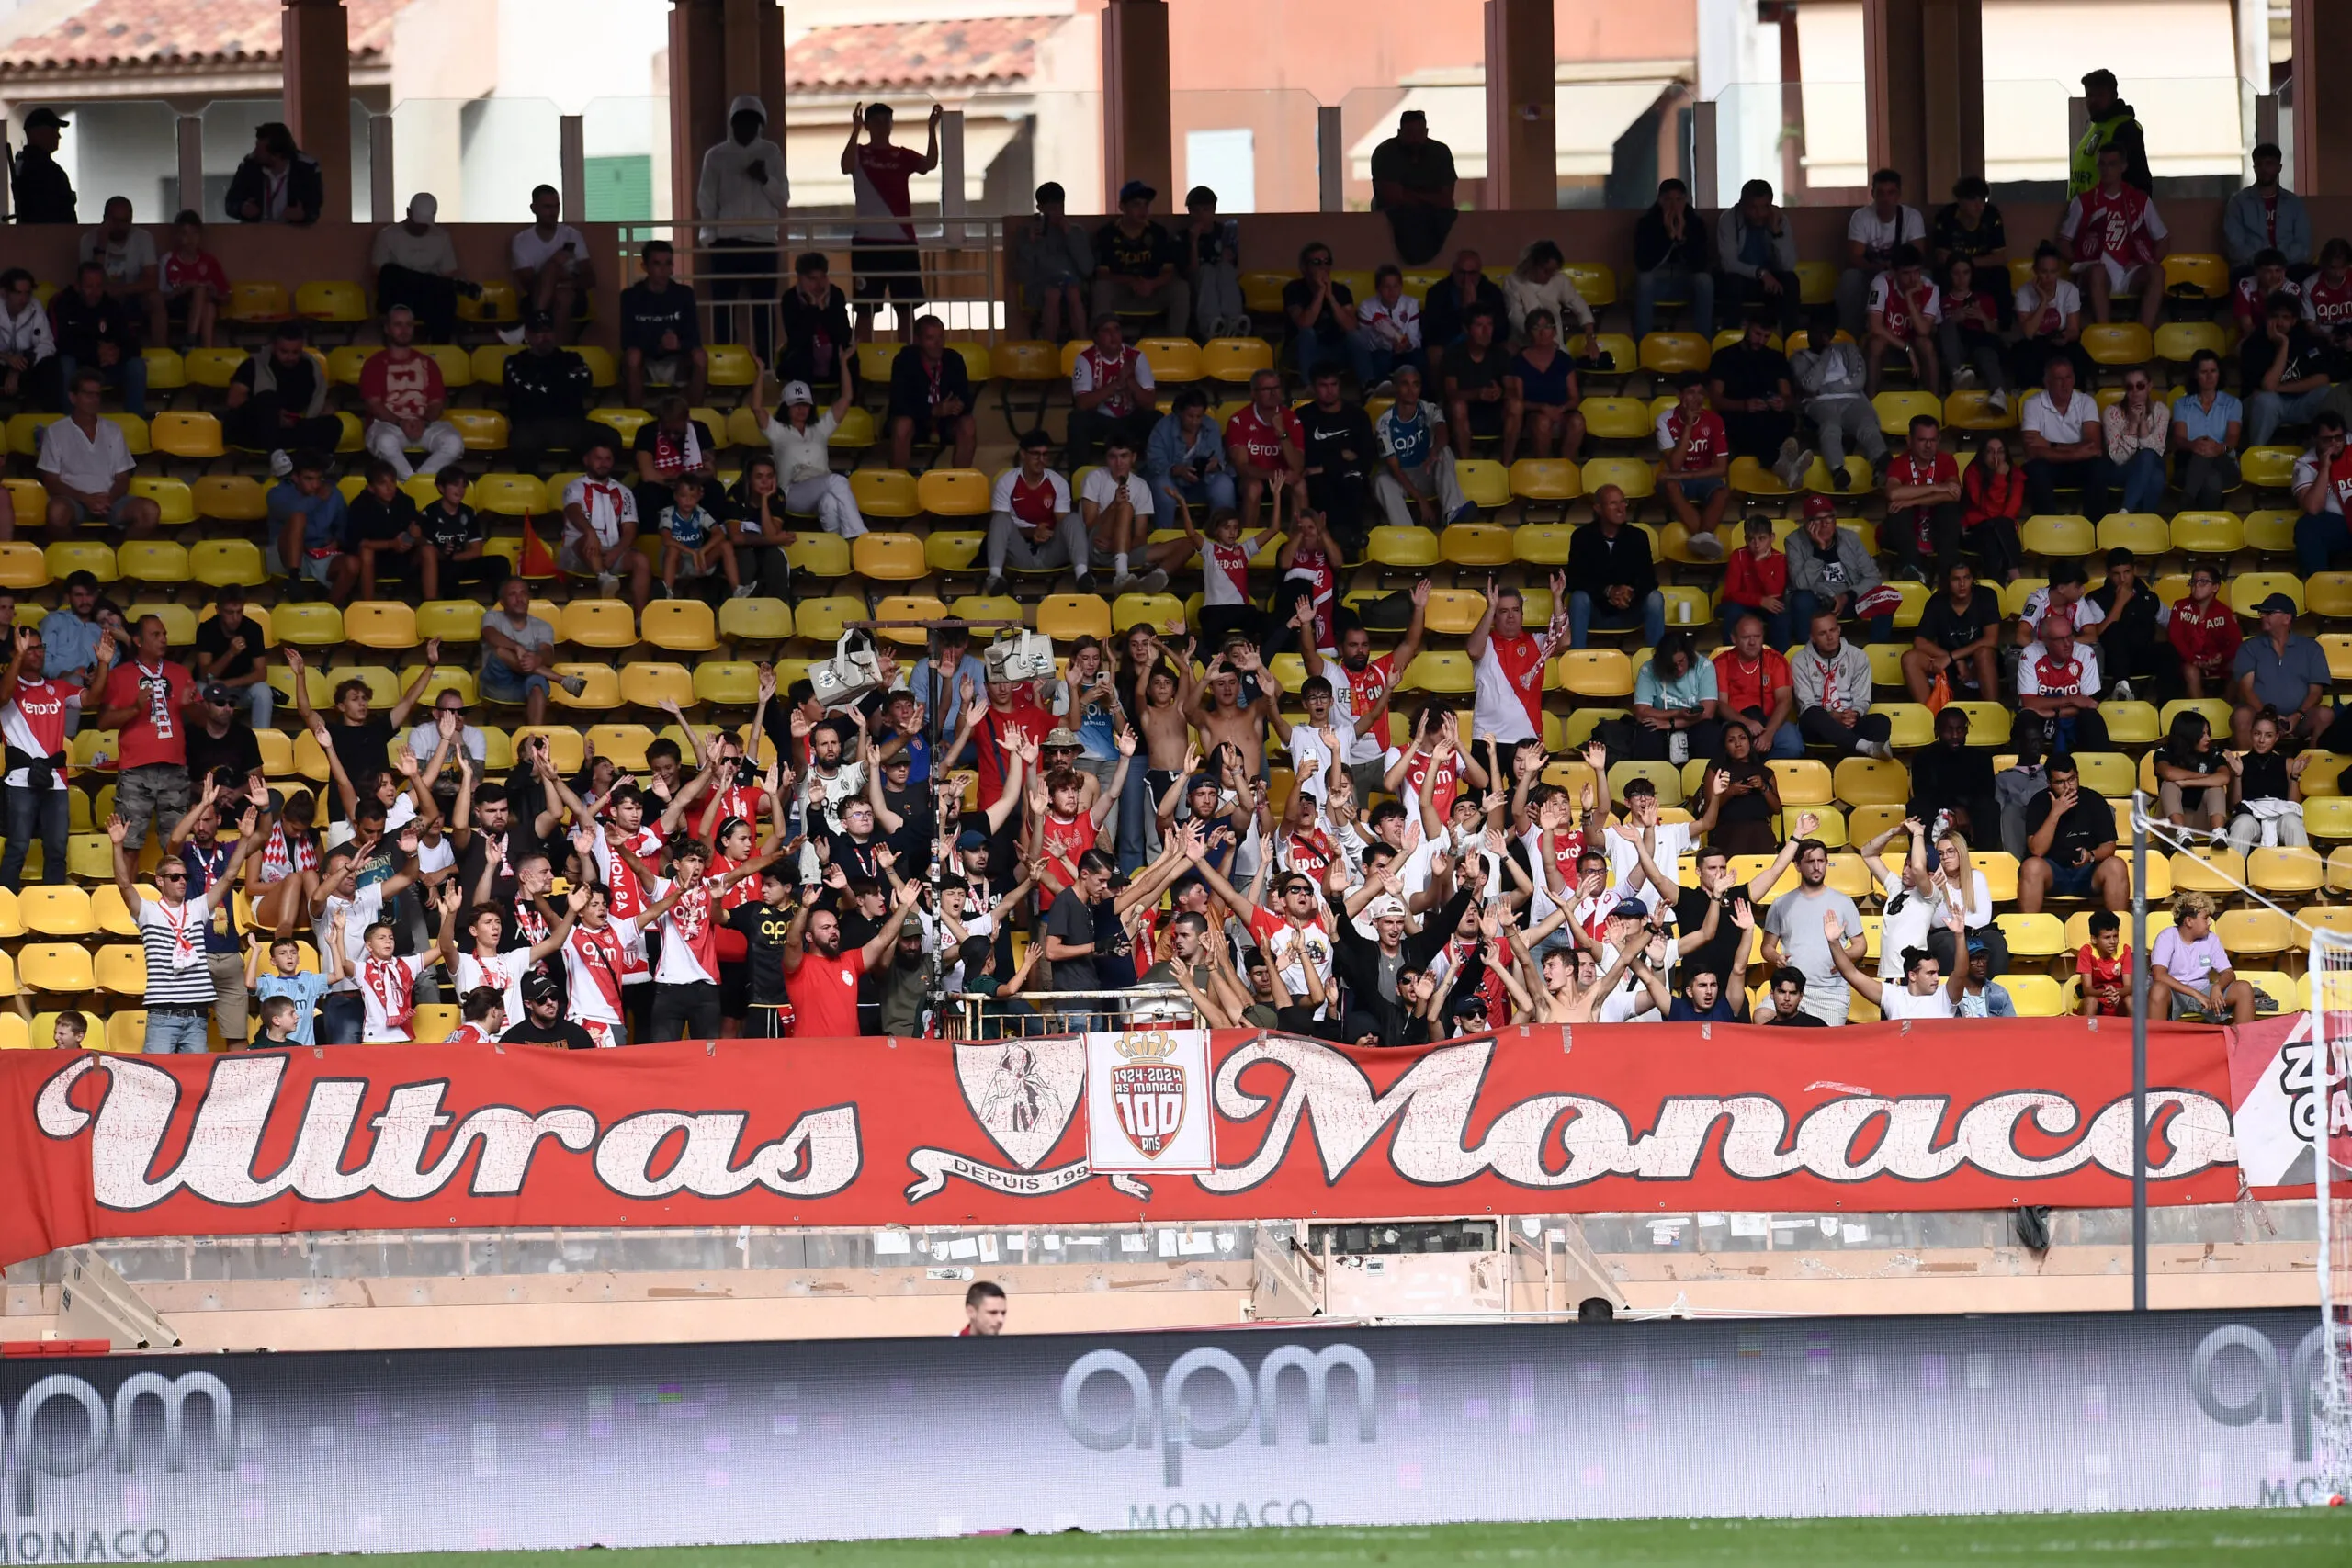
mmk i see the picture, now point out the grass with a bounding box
[231,1510,2352,1568]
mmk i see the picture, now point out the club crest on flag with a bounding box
[1108,1029,1186,1158]
[1085,1027,1216,1175]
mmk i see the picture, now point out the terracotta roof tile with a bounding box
[786,17,1054,93]
[0,0,403,72]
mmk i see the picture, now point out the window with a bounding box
[1185,129,1256,214]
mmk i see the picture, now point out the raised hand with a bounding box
[568,885,592,913]
[1115,724,1138,758]
[1730,897,1755,931]
[894,878,924,908]
[107,813,128,845]
[439,879,464,915]
[1795,810,1820,838]
[392,741,419,778]
[789,707,815,739]
[1409,579,1431,608]
[424,637,442,667]
[1821,908,1842,941]
[823,862,849,891]
[1709,770,1730,798]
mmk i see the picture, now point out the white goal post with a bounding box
[2305,931,2352,1500]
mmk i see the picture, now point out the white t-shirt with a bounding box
[1357,292,1422,350]
[458,945,537,1027]
[1285,714,1356,798]
[1847,203,1926,259]
[2018,588,2107,637]
[1879,983,1955,1021]
[1876,870,1935,982]
[989,468,1074,518]
[561,915,642,1026]
[79,225,156,286]
[317,885,383,996]
[650,876,724,987]
[1472,640,1544,745]
[356,953,431,1043]
[37,415,136,495]
[1605,821,1693,915]
[2013,278,2084,335]
[562,474,638,551]
[2020,389,2101,446]
[511,224,588,274]
[1080,466,1155,519]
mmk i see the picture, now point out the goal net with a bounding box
[2307,933,2352,1499]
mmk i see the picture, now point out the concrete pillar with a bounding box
[369,114,394,228]
[1864,0,1983,198]
[280,0,353,222]
[1483,0,1555,210]
[2293,0,2352,196]
[669,0,727,247]
[560,115,586,223]
[939,109,967,242]
[1317,106,1344,213]
[723,0,788,139]
[176,115,204,216]
[1100,0,1172,212]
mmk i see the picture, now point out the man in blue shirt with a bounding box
[40,570,107,684]
[266,448,356,600]
[910,625,990,760]
[2231,591,2338,749]
[1371,366,1471,529]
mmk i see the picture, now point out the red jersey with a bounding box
[1657,407,1727,470]
[2306,272,2352,331]
[2234,275,2300,332]
[2,676,77,772]
[852,143,925,242]
[1204,538,1256,606]
[2167,596,2242,673]
[102,660,191,770]
[1396,745,1460,820]
[1867,273,1941,340]
[444,1022,494,1045]
[1335,652,1397,761]
[561,917,640,1027]
[1286,547,1338,650]
[1724,547,1786,606]
[1227,404,1303,469]
[1003,474,1064,528]
[2308,446,2352,513]
[1477,631,1549,735]
[1280,827,1338,881]
[2075,943,2132,1015]
[358,349,444,423]
[787,946,865,1038]
[1712,646,1792,718]
[1037,810,1100,897]
[973,699,1054,809]
[2068,185,2157,268]
[590,823,662,981]
[158,251,229,296]
[1885,451,1958,491]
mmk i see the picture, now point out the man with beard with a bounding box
[1329,857,1472,1044]
[1759,838,1867,1023]
[502,972,597,1050]
[784,876,924,1037]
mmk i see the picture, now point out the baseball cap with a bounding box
[22,107,67,130]
[2256,592,2298,615]
[1119,179,1157,204]
[1801,494,1838,521]
[523,974,561,1004]
[956,828,989,851]
[200,682,233,705]
[1364,894,1408,921]
[1611,897,1651,921]
[779,379,815,407]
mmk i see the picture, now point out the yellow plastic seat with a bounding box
[849,469,921,520]
[1871,390,1942,437]
[1996,912,2067,959]
[990,341,1058,384]
[2162,253,2228,301]
[692,660,763,706]
[1401,650,1475,694]
[558,600,639,649]
[1507,457,1579,504]
[2080,324,2153,366]
[470,472,546,517]
[921,531,983,576]
[2310,798,2352,840]
[224,281,289,322]
[795,596,866,645]
[616,662,695,711]
[0,541,48,588]
[2167,846,2247,893]
[1440,522,1515,567]
[2166,511,2243,555]
[2021,513,2097,559]
[1515,524,1576,565]
[2152,321,2226,364]
[294,278,370,323]
[917,468,992,519]
[548,664,623,710]
[1202,337,1275,383]
[1366,526,1442,570]
[459,279,521,326]
[785,534,853,577]
[1562,262,1617,308]
[1453,459,1511,513]
[1831,756,1910,807]
[637,600,718,653]
[2229,573,2304,617]
[2241,448,2301,490]
[1609,760,1685,808]
[1136,337,1204,383]
[2247,846,2324,895]
[509,727,585,773]
[1802,455,1875,495]
[1763,758,1833,807]
[1877,704,1935,749]
[471,344,521,386]
[872,596,950,646]
[1418,589,1486,636]
[1637,332,1710,375]
[19,942,95,992]
[852,532,928,581]
[182,346,247,388]
[1036,594,1113,643]
[1792,261,1838,306]
[718,597,793,643]
[1114,592,1186,634]
[1726,456,1792,497]
[1578,457,1656,501]
[18,886,96,937]
[1554,649,1634,699]
[2096,513,2168,555]
[1579,396,1652,441]
[1942,389,2016,431]
[341,601,418,651]
[92,943,147,996]
[590,407,651,447]
[703,344,758,388]
[149,411,223,459]
[44,541,117,582]
[115,540,188,584]
[2305,573,2352,620]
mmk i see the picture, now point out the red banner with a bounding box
[0,1021,2245,1269]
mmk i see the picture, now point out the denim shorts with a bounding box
[1668,476,1725,502]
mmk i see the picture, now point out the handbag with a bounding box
[984,628,1057,684]
[809,630,883,707]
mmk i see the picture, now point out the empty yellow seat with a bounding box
[1440,521,1515,566]
[1366,526,1441,569]
[558,600,639,649]
[343,601,419,649]
[1037,594,1112,642]
[918,468,992,518]
[639,600,718,652]
[853,532,928,581]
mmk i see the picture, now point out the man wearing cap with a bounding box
[370,193,475,343]
[503,310,605,474]
[2231,592,2336,750]
[1787,496,1897,644]
[1332,856,1472,1045]
[698,94,789,362]
[502,972,596,1051]
[1092,181,1189,337]
[12,107,75,224]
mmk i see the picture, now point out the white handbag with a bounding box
[809,630,883,707]
[984,628,1057,684]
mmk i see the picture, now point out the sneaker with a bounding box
[1988,389,2011,416]
[1137,567,1170,593]
[1951,364,1977,389]
[558,674,587,698]
[268,448,293,479]
[497,323,526,345]
[1683,532,1725,560]
[1774,438,1813,489]
[729,584,755,599]
[2110,679,2133,703]
[596,571,620,599]
[1831,465,1851,491]
[981,574,1006,598]
[1110,570,1137,593]
[1372,379,1396,400]
[1860,739,1894,761]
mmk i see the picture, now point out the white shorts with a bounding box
[2071,255,2150,294]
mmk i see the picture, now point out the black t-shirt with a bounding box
[2242,324,2331,391]
[1283,277,1354,335]
[728,901,797,1007]
[193,615,260,682]
[347,491,418,549]
[2023,786,2118,864]
[1045,888,1102,993]
[779,283,854,386]
[2239,750,2292,802]
[2088,581,2164,649]
[420,499,483,556]
[617,281,701,357]
[325,716,395,818]
[231,351,325,413]
[1708,343,1792,404]
[1300,401,1374,479]
[1445,344,1508,398]
[1908,742,1996,815]
[1094,220,1174,279]
[1930,201,2007,265]
[1422,276,1505,349]
[632,419,721,480]
[1673,884,1745,983]
[881,784,934,862]
[503,1016,596,1050]
[1766,1010,1828,1028]
[502,347,594,421]
[187,723,263,791]
[822,830,887,886]
[1917,585,2002,654]
[1709,757,1774,825]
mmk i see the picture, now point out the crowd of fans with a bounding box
[0,70,2330,1050]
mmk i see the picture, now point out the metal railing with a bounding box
[614,216,1012,353]
[952,985,1199,1039]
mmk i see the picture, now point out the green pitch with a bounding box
[232,1510,2352,1568]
